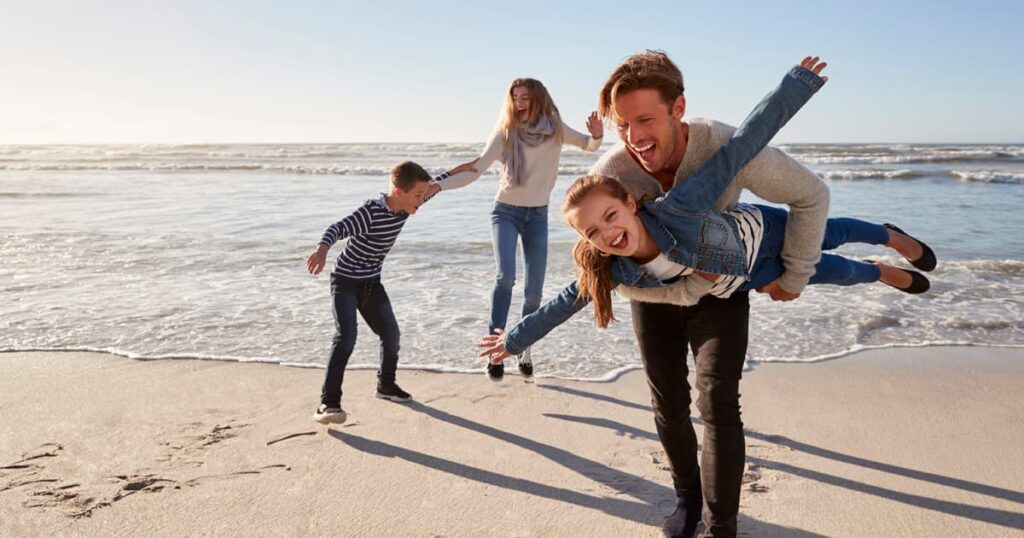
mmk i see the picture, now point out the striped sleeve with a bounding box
[422,171,450,204]
[319,203,373,248]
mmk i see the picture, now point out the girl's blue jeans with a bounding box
[740,204,887,291]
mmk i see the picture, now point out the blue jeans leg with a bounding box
[821,216,889,250]
[358,278,401,385]
[489,204,521,334]
[321,274,360,407]
[743,205,885,291]
[809,253,882,286]
[519,205,549,318]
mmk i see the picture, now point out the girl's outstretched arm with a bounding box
[477,280,592,364]
[664,56,828,214]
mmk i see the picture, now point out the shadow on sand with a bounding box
[540,385,1024,532]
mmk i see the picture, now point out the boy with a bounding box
[306,160,469,424]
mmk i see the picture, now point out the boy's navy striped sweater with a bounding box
[318,172,447,278]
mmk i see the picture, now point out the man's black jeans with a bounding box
[631,291,750,538]
[320,273,401,407]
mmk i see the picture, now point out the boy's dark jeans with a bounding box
[630,291,750,538]
[320,273,401,407]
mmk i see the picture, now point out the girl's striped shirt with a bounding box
[640,203,765,298]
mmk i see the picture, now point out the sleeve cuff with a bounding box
[778,271,810,294]
[503,332,524,356]
[787,66,825,93]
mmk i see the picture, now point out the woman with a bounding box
[432,78,603,381]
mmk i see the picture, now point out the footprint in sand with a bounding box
[157,422,252,463]
[5,432,292,519]
[0,443,65,493]
[648,449,774,495]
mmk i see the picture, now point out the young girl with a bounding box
[479,59,936,364]
[431,78,604,381]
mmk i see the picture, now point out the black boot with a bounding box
[662,495,703,538]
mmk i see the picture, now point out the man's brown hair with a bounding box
[598,50,685,121]
[390,160,432,191]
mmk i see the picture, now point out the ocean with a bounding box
[2,141,1022,379]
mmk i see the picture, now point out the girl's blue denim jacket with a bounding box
[503,66,824,355]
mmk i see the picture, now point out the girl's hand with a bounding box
[586,111,603,139]
[800,56,828,83]
[756,279,801,301]
[478,329,512,365]
[306,245,328,275]
[449,158,480,176]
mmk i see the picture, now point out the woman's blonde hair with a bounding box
[500,78,564,143]
[563,175,633,328]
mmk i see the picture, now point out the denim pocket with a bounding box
[699,216,731,248]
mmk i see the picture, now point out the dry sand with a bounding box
[2,347,1022,537]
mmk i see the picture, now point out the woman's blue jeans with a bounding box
[489,201,549,335]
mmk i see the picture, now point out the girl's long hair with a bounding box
[563,175,632,328]
[500,78,564,142]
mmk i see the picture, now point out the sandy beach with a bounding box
[1,347,1022,537]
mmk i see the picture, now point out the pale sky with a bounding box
[1,0,1021,144]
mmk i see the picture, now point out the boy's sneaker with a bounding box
[313,404,347,425]
[516,348,534,379]
[375,382,413,403]
[486,361,504,382]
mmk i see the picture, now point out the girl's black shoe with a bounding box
[886,267,931,294]
[883,223,937,272]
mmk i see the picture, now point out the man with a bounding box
[589,51,830,537]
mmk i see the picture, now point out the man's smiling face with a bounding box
[613,88,686,175]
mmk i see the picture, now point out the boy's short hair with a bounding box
[390,161,433,191]
[598,50,685,121]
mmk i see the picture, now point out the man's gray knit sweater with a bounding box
[589,117,830,306]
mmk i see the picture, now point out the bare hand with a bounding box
[425,182,442,200]
[306,245,328,275]
[756,279,801,302]
[449,158,480,176]
[800,56,828,83]
[478,328,512,365]
[585,111,603,139]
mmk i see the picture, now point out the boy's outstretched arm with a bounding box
[664,56,828,213]
[307,244,330,275]
[305,204,373,275]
